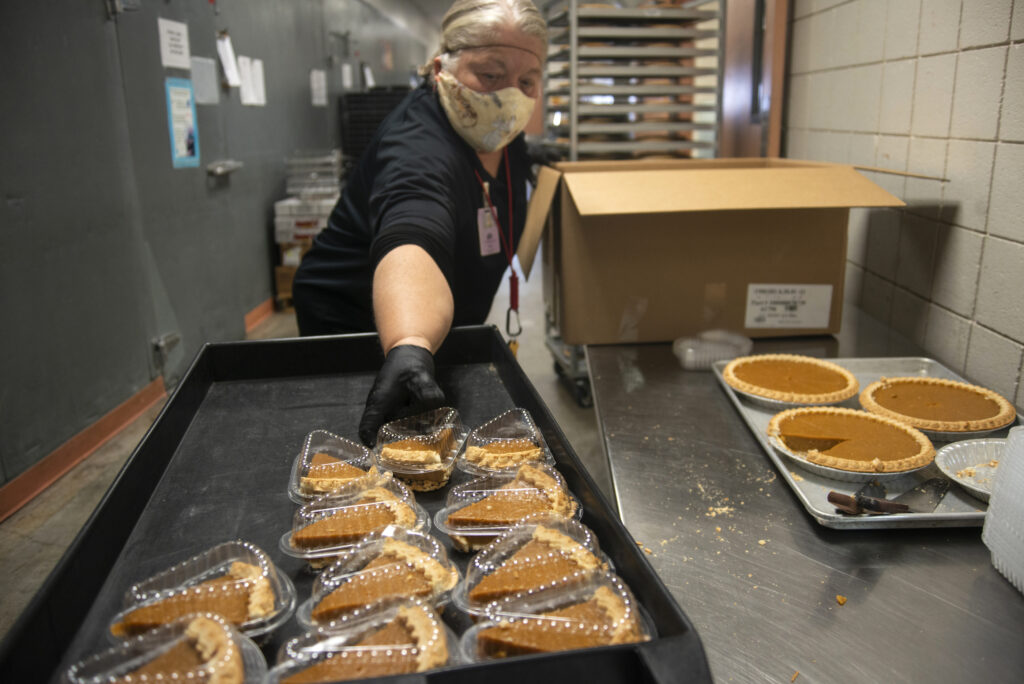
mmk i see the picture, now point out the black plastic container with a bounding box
[0,326,710,683]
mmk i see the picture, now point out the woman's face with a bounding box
[438,27,545,98]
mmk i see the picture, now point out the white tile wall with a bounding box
[931,223,983,315]
[976,237,1024,340]
[1000,45,1024,141]
[865,208,901,279]
[926,304,971,371]
[879,59,916,134]
[833,2,860,67]
[911,54,957,137]
[861,270,895,322]
[950,46,1007,139]
[919,0,963,55]
[848,132,878,167]
[904,137,947,219]
[1013,1,1024,40]
[885,0,922,59]
[788,74,811,129]
[890,287,930,344]
[790,16,812,74]
[845,263,866,306]
[958,0,1012,48]
[965,324,1023,401]
[848,65,884,131]
[987,143,1024,242]
[943,139,995,230]
[848,208,872,266]
[1017,356,1024,409]
[854,0,888,64]
[896,212,938,297]
[793,0,815,21]
[874,136,910,196]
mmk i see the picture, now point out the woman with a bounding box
[292,0,547,444]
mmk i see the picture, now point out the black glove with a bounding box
[358,345,446,446]
[526,141,564,167]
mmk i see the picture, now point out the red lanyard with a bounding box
[473,148,522,339]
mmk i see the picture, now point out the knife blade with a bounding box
[891,478,950,513]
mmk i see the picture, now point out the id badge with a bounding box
[477,207,501,256]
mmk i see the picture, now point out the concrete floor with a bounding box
[0,260,605,640]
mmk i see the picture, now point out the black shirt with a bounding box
[292,79,531,335]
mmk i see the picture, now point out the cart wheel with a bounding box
[574,378,593,408]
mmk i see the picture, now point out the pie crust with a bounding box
[723,354,859,404]
[465,439,545,469]
[299,452,367,495]
[860,376,1016,432]
[311,539,457,622]
[111,562,273,637]
[117,616,243,684]
[768,406,934,473]
[292,489,417,549]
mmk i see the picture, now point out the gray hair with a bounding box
[420,0,548,76]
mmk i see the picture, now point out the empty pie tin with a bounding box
[935,438,1005,503]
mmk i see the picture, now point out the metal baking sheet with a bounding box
[2,327,710,683]
[711,356,1016,530]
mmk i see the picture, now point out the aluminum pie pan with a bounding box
[934,438,1005,503]
[768,435,932,484]
[732,387,853,410]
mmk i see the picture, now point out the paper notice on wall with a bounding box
[237,55,256,104]
[745,284,832,329]
[158,18,191,70]
[216,32,241,86]
[164,78,199,168]
[341,63,353,90]
[310,69,327,106]
[362,63,376,88]
[251,59,266,106]
[190,56,219,104]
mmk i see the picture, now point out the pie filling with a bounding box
[120,616,243,684]
[860,377,1016,431]
[723,354,858,403]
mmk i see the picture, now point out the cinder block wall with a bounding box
[786,0,1024,411]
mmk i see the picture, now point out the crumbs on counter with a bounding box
[836,595,847,605]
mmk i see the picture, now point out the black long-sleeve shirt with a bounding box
[293,79,531,335]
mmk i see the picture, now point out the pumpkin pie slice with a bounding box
[299,452,367,496]
[291,489,417,550]
[723,354,858,404]
[476,585,645,658]
[111,562,274,637]
[446,465,577,528]
[116,616,244,684]
[310,539,458,622]
[379,428,456,491]
[467,527,605,604]
[860,376,1016,433]
[464,439,546,470]
[281,604,448,683]
[768,406,934,473]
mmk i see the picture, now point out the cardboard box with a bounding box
[275,265,297,301]
[518,158,903,345]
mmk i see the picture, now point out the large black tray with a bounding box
[1,326,709,683]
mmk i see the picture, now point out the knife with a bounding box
[828,478,950,515]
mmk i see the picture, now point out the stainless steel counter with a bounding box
[586,310,1024,683]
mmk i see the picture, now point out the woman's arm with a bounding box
[372,243,454,354]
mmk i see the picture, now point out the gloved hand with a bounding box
[358,345,446,446]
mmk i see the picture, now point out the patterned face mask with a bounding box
[435,70,536,153]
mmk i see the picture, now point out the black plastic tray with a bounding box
[1,326,709,683]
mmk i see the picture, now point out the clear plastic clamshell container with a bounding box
[434,463,581,553]
[106,540,296,642]
[279,472,429,570]
[295,526,460,630]
[266,598,458,683]
[461,572,654,662]
[451,514,611,617]
[65,613,267,683]
[372,407,466,492]
[456,408,554,477]
[288,429,372,503]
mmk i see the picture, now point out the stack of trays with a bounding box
[982,426,1024,594]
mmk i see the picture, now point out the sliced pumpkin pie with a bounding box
[723,354,858,404]
[110,562,274,637]
[860,376,1016,433]
[768,406,934,474]
[114,615,244,684]
[299,452,367,496]
[464,439,545,470]
[476,585,646,658]
[281,604,448,683]
[291,489,417,550]
[447,465,577,528]
[379,427,456,491]
[467,526,605,604]
[310,539,457,623]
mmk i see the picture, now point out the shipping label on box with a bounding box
[745,284,833,329]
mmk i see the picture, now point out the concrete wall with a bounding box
[786,0,1024,411]
[0,0,433,486]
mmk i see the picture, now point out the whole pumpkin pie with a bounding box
[110,562,274,637]
[114,615,243,684]
[464,439,545,470]
[281,604,448,683]
[310,539,458,623]
[467,527,605,604]
[860,376,1016,433]
[768,406,934,473]
[291,489,417,550]
[299,452,367,496]
[723,354,858,404]
[476,585,646,658]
